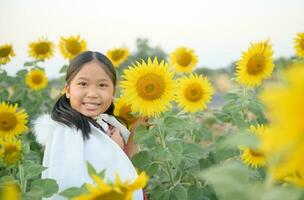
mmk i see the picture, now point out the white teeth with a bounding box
[83,103,100,109]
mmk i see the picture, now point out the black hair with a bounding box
[51,51,117,140]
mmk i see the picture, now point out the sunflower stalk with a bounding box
[18,163,27,193]
[157,125,175,187]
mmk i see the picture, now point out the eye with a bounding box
[78,82,87,86]
[99,83,108,87]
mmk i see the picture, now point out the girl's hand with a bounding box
[108,127,124,149]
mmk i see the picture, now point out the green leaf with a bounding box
[31,178,59,198]
[59,65,68,73]
[202,128,212,141]
[169,184,187,200]
[22,187,44,200]
[183,143,207,163]
[187,185,211,200]
[86,161,97,178]
[167,143,183,166]
[60,187,88,199]
[150,185,170,200]
[24,161,46,180]
[132,151,159,175]
[24,61,36,67]
[199,161,253,200]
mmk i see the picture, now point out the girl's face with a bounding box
[66,61,115,118]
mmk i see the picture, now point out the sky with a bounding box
[1,0,303,78]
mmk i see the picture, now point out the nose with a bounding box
[86,86,99,98]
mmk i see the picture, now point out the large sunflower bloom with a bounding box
[294,32,304,58]
[107,48,129,68]
[25,69,48,90]
[260,63,304,179]
[175,73,213,113]
[236,40,274,87]
[240,124,266,168]
[72,172,148,200]
[0,102,28,138]
[170,47,198,73]
[59,35,87,60]
[120,58,176,117]
[0,136,22,165]
[114,96,138,126]
[28,37,55,60]
[0,43,15,65]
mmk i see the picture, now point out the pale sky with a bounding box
[1,0,303,78]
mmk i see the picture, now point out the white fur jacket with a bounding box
[33,114,143,200]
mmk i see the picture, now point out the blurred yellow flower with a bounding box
[0,181,21,200]
[28,37,55,60]
[260,63,304,179]
[294,32,304,58]
[0,102,28,138]
[72,172,148,200]
[120,58,176,117]
[240,124,266,168]
[284,170,304,188]
[59,35,87,60]
[170,47,198,72]
[25,69,48,90]
[0,136,22,165]
[107,48,129,68]
[114,96,138,126]
[0,43,15,65]
[236,40,274,87]
[175,74,213,113]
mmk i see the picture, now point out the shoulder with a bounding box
[32,114,70,146]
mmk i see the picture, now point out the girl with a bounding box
[33,51,144,200]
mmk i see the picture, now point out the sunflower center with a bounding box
[31,74,43,84]
[66,40,81,55]
[0,47,12,57]
[177,52,192,67]
[249,149,264,157]
[119,105,137,124]
[185,84,203,102]
[0,113,17,131]
[136,73,165,100]
[4,145,18,156]
[34,42,50,55]
[111,50,124,61]
[247,54,265,75]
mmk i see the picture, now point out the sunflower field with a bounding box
[0,33,304,200]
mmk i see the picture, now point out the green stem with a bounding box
[157,126,175,187]
[18,164,27,193]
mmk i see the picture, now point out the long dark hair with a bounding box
[51,51,117,140]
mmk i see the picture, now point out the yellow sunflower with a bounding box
[25,69,48,90]
[28,37,55,60]
[175,74,213,113]
[236,40,274,87]
[294,32,304,58]
[260,63,304,179]
[170,47,198,73]
[114,96,138,126]
[0,43,15,65]
[72,172,148,200]
[120,58,176,117]
[0,136,22,165]
[240,124,266,168]
[0,102,28,138]
[59,35,87,60]
[107,48,129,68]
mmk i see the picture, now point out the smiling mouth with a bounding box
[82,102,101,110]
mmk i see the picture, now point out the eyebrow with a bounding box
[77,77,111,82]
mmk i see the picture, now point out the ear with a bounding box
[65,84,70,99]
